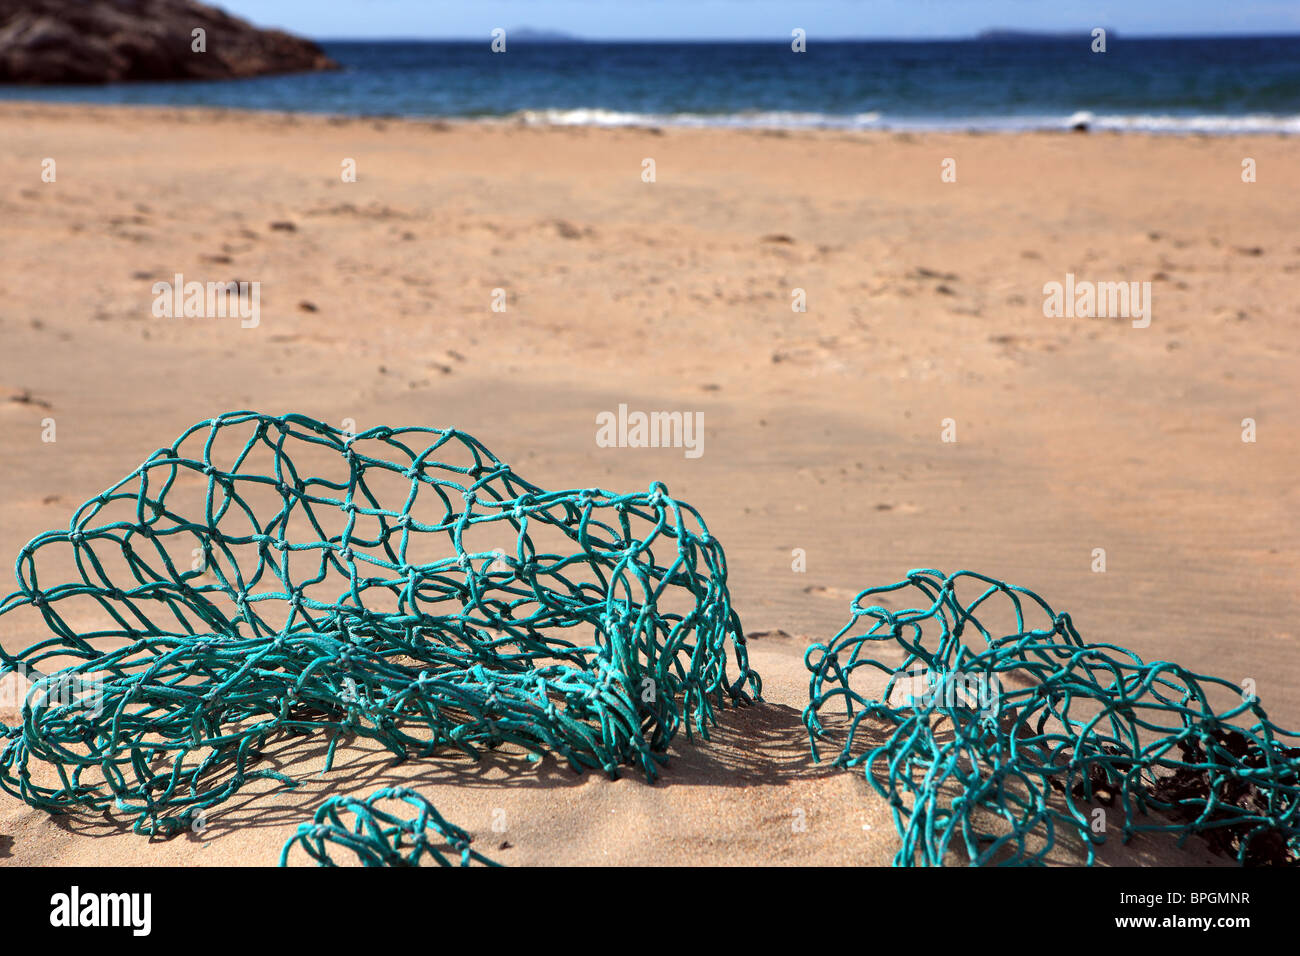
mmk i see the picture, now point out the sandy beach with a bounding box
[1,103,1297,866]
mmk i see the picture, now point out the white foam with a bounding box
[513,108,884,130]
[506,108,1300,135]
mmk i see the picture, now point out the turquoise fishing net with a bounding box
[6,412,1296,869]
[0,411,758,839]
[804,569,1300,866]
[280,786,500,867]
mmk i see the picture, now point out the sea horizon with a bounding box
[2,35,1299,135]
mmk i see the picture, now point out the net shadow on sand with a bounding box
[34,696,823,850]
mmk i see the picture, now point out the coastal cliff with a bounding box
[0,0,338,84]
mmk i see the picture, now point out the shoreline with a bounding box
[1,99,1297,138]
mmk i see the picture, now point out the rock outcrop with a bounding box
[0,0,338,84]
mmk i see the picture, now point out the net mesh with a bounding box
[0,411,759,842]
[803,569,1300,866]
[279,786,500,867]
[5,415,1294,867]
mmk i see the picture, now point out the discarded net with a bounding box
[0,411,758,837]
[280,786,499,867]
[804,569,1300,866]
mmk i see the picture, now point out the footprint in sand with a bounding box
[870,502,922,514]
[803,585,874,602]
[1,387,52,410]
[550,219,592,240]
[908,266,958,281]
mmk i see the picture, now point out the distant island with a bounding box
[977,29,1118,42]
[0,0,339,84]
[509,28,583,42]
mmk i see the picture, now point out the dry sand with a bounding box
[0,103,1297,866]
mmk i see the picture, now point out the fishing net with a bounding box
[804,569,1300,866]
[0,411,759,838]
[280,786,499,867]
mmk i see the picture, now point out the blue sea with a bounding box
[4,36,1300,134]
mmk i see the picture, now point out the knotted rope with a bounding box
[280,787,499,867]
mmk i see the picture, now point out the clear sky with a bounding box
[217,1,1300,41]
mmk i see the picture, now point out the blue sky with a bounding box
[220,1,1300,40]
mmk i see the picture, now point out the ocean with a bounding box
[4,35,1300,134]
